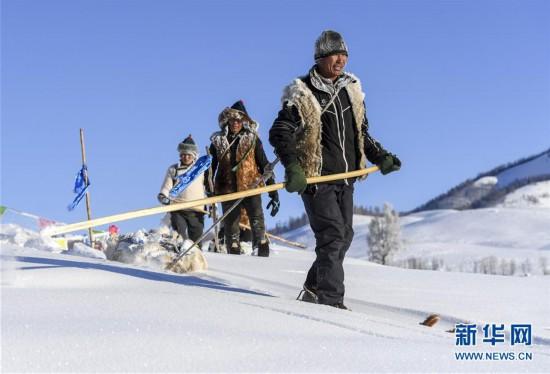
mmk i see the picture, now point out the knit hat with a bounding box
[218,100,256,130]
[314,30,348,60]
[177,135,198,157]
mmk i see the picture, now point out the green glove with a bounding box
[284,163,307,194]
[379,153,402,175]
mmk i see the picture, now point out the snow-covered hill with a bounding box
[496,180,550,208]
[283,207,550,276]
[397,207,550,274]
[2,176,549,371]
[277,150,550,277]
[495,153,550,189]
[2,232,549,372]
[412,149,550,211]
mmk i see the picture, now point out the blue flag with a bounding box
[170,155,212,197]
[68,165,90,211]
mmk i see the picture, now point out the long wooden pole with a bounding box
[196,208,306,249]
[44,166,380,236]
[247,226,306,249]
[79,128,94,245]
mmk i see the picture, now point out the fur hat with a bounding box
[314,30,348,60]
[218,100,258,131]
[177,135,198,157]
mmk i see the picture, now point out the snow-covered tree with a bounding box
[367,203,402,265]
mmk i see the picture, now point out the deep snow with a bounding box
[497,181,550,209]
[1,228,549,372]
[2,184,549,372]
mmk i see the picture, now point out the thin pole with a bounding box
[241,224,306,249]
[45,166,380,236]
[195,207,306,249]
[205,146,220,251]
[79,128,94,246]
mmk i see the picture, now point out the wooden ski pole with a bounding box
[44,166,380,237]
[195,208,306,249]
[243,225,306,249]
[79,128,94,246]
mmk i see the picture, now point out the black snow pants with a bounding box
[170,210,205,242]
[221,195,266,249]
[302,183,354,305]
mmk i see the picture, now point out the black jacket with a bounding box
[270,69,387,182]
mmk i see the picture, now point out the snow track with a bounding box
[203,247,550,346]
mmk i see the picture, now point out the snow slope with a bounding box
[497,180,550,208]
[397,208,550,274]
[2,241,549,373]
[495,152,550,189]
[400,208,550,252]
[413,149,550,211]
[282,206,550,275]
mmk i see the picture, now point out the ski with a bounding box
[169,155,212,197]
[419,314,440,327]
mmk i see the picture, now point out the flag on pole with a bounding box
[68,165,90,211]
[38,217,56,229]
[0,205,61,230]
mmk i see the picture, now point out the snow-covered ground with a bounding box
[2,236,549,372]
[2,184,549,372]
[497,181,550,209]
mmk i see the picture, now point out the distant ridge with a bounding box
[409,148,550,213]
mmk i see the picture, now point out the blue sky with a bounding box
[2,0,549,233]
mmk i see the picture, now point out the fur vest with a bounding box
[210,130,262,194]
[281,72,367,178]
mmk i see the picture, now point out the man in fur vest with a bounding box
[269,30,401,309]
[158,135,206,243]
[207,100,279,257]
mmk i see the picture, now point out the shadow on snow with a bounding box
[9,255,272,298]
